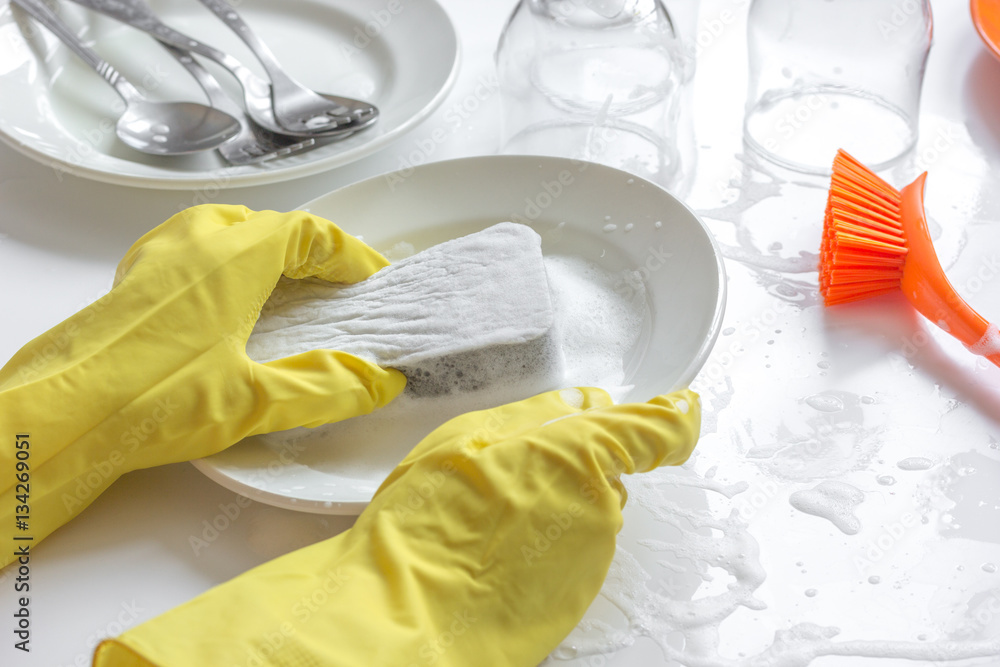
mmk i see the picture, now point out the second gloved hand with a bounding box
[93,386,700,667]
[0,205,406,566]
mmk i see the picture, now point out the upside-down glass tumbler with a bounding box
[496,0,690,188]
[744,0,933,174]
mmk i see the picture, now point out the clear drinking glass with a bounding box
[744,0,933,174]
[496,0,690,189]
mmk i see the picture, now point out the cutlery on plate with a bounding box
[64,0,378,138]
[162,44,318,165]
[196,0,376,133]
[12,0,241,155]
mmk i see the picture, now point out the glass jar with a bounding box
[744,0,933,174]
[496,0,690,188]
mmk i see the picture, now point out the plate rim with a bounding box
[0,0,461,189]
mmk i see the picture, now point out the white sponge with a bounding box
[246,223,563,397]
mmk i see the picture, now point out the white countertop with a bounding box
[1,1,999,666]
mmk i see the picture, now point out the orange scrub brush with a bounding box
[820,149,1000,368]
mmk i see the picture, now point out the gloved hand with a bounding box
[92,386,700,667]
[0,205,406,567]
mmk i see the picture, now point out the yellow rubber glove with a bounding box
[93,386,700,667]
[0,205,406,567]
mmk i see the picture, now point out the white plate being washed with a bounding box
[0,0,458,188]
[191,155,727,513]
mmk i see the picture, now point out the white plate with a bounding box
[0,0,458,189]
[191,155,727,513]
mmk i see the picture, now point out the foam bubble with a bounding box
[898,457,934,471]
[789,481,865,535]
[967,323,1000,358]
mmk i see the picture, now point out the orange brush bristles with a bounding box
[820,150,909,306]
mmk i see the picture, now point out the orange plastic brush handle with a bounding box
[900,174,1000,367]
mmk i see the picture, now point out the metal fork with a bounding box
[162,45,315,166]
[196,0,374,134]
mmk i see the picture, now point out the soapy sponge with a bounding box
[246,223,563,397]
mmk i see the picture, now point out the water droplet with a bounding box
[817,360,831,369]
[876,475,896,486]
[782,67,793,78]
[604,215,612,221]
[868,575,881,584]
[983,563,998,574]
[152,123,170,134]
[624,223,634,232]
[917,634,928,641]
[152,135,167,143]
[654,220,663,229]
[861,396,876,405]
[227,11,238,19]
[897,457,933,471]
[603,224,617,233]
[805,588,818,597]
[805,393,845,412]
[722,327,735,336]
[626,178,635,185]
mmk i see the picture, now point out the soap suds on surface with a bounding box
[788,481,865,535]
[550,467,1000,667]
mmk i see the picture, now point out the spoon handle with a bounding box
[64,0,251,80]
[11,0,142,101]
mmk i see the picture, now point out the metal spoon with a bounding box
[12,0,240,155]
[64,0,378,139]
